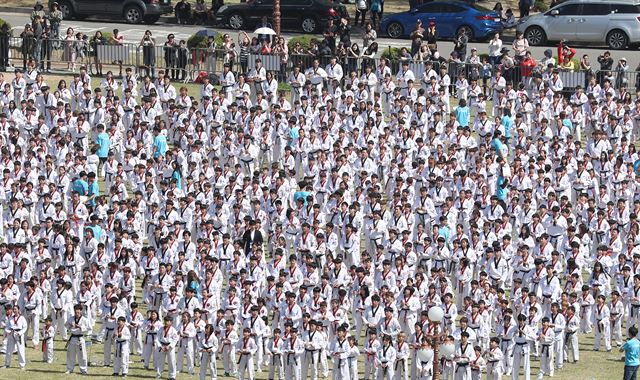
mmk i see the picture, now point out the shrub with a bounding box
[380,46,402,61]
[187,32,224,49]
[534,1,548,12]
[287,35,317,52]
[0,19,10,30]
[101,31,114,44]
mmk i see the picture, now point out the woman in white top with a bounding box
[487,33,502,67]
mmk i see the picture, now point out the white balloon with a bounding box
[416,348,434,363]
[427,306,444,323]
[440,343,456,358]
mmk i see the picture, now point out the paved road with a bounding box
[1,11,638,63]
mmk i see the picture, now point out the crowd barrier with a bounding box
[4,36,638,94]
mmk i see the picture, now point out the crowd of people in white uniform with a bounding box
[0,31,636,380]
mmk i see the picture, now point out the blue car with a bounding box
[380,1,503,41]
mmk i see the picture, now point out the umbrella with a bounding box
[254,27,276,36]
[195,29,218,37]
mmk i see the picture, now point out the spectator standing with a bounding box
[557,40,576,66]
[615,57,629,89]
[238,32,251,74]
[363,22,377,50]
[20,23,35,71]
[40,25,53,73]
[110,29,125,77]
[337,17,351,51]
[163,34,178,80]
[519,0,532,18]
[32,15,43,70]
[488,33,502,67]
[257,16,273,43]
[355,0,368,27]
[48,2,62,49]
[453,32,468,61]
[140,30,156,78]
[512,31,529,63]
[622,327,640,380]
[370,0,382,30]
[90,31,106,77]
[597,50,614,84]
[493,2,504,20]
[580,54,594,87]
[410,20,425,57]
[206,35,217,74]
[426,21,437,54]
[62,27,75,71]
[176,40,189,81]
[0,23,10,71]
[30,0,46,22]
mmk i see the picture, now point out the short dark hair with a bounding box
[630,326,638,338]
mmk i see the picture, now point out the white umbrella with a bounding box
[254,27,276,36]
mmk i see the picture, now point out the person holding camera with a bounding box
[140,30,156,78]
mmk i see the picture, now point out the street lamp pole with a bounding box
[273,0,281,36]
[426,305,446,380]
[432,333,441,380]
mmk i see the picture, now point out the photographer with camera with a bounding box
[139,30,156,78]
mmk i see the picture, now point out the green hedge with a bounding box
[187,32,224,49]
[287,35,318,52]
[534,1,548,12]
[380,46,403,61]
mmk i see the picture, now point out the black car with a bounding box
[215,0,348,33]
[50,0,173,24]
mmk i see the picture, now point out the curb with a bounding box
[0,6,31,14]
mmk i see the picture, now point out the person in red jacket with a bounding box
[558,40,576,66]
[520,50,537,78]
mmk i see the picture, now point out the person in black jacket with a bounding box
[163,34,178,80]
[0,23,10,71]
[176,40,189,81]
[242,219,263,255]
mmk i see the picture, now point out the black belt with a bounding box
[71,334,84,338]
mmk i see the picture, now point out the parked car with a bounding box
[215,0,348,33]
[49,0,173,24]
[380,1,503,41]
[516,0,640,49]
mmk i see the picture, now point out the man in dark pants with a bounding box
[40,25,53,73]
[0,23,9,71]
[519,0,531,18]
[622,326,640,380]
[163,34,178,80]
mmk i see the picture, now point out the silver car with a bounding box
[516,0,640,49]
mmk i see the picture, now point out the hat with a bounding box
[500,47,509,54]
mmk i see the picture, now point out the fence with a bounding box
[5,36,639,95]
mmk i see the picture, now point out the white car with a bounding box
[516,0,640,49]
